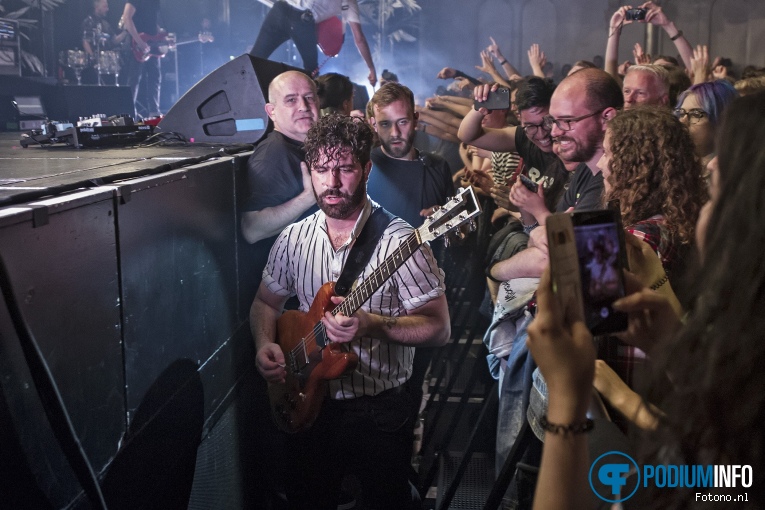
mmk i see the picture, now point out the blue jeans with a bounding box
[496,311,536,473]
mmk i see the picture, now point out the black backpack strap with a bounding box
[334,207,395,296]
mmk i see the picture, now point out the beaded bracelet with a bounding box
[650,274,669,291]
[522,221,539,234]
[540,414,594,435]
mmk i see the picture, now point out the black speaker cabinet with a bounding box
[158,54,304,144]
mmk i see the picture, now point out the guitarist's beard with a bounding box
[315,181,367,220]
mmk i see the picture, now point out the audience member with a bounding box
[622,64,670,108]
[605,2,693,83]
[315,72,354,116]
[675,80,738,171]
[368,83,454,231]
[587,106,705,422]
[241,71,319,285]
[527,89,765,510]
[664,64,692,107]
[735,74,765,96]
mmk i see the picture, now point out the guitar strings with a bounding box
[285,232,420,370]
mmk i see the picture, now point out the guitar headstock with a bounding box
[418,187,481,244]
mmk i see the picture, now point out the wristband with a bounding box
[670,30,683,41]
[540,414,594,435]
[522,221,539,234]
[650,273,669,291]
[498,59,508,66]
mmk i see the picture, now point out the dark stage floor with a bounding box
[0,132,253,208]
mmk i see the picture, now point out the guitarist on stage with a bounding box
[120,0,162,118]
[250,0,377,86]
[252,114,450,509]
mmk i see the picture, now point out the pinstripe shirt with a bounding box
[263,198,446,399]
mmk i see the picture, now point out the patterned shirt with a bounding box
[263,198,445,399]
[598,215,679,393]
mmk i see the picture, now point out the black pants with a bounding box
[123,53,161,118]
[250,0,318,75]
[283,386,420,510]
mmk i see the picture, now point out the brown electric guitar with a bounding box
[269,187,481,433]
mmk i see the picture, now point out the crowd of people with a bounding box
[239,1,765,508]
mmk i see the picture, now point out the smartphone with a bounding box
[625,7,646,21]
[474,86,510,111]
[519,174,539,193]
[547,210,628,335]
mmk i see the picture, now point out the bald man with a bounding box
[241,71,320,286]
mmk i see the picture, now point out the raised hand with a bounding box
[486,36,503,59]
[475,49,498,76]
[711,56,728,79]
[633,42,651,64]
[690,44,710,84]
[641,1,670,26]
[528,43,547,77]
[617,60,632,76]
[610,5,633,34]
[437,67,457,79]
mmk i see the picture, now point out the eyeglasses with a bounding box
[674,108,708,124]
[521,122,548,137]
[543,109,604,132]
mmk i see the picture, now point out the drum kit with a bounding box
[59,23,122,86]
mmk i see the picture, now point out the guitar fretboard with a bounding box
[332,231,421,318]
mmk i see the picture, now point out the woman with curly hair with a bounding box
[586,106,706,431]
[597,105,707,280]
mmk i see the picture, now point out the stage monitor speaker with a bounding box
[158,55,304,144]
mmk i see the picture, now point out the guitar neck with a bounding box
[333,231,421,318]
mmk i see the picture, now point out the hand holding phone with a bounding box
[547,210,628,335]
[519,174,539,193]
[474,86,510,111]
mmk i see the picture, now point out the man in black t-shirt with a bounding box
[120,0,162,117]
[241,70,320,288]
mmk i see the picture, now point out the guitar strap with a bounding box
[334,206,395,297]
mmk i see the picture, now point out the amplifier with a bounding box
[20,123,155,148]
[69,124,155,147]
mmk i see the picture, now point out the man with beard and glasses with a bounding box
[367,82,454,230]
[252,114,450,509]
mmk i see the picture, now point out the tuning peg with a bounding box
[468,219,477,232]
[443,235,450,248]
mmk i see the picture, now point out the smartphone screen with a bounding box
[571,210,628,335]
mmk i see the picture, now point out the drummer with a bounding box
[82,0,126,60]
